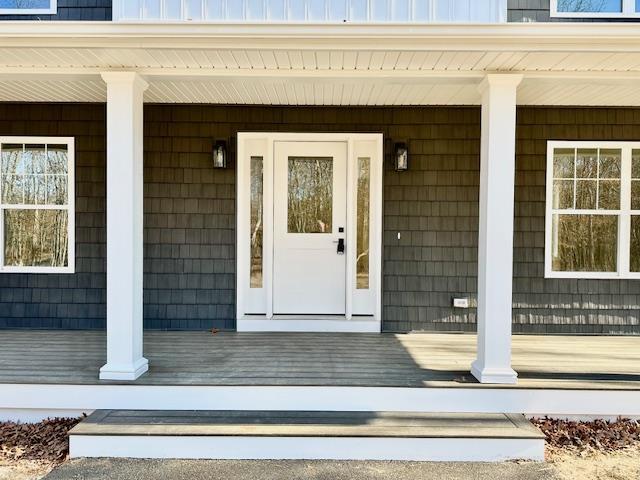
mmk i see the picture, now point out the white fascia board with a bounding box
[1,22,640,52]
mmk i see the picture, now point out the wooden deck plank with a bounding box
[0,330,638,390]
[70,410,545,439]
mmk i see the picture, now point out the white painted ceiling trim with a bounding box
[1,22,640,52]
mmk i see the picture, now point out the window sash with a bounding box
[0,137,74,274]
[0,1,57,15]
[546,141,640,279]
[551,0,639,17]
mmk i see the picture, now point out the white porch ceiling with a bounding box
[1,23,640,106]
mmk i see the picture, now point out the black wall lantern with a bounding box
[395,142,409,171]
[213,140,227,169]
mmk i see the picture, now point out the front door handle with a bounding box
[337,238,345,255]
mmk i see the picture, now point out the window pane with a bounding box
[23,175,47,205]
[143,0,161,18]
[553,148,575,178]
[632,216,640,272]
[575,179,597,209]
[553,180,574,209]
[122,0,141,18]
[576,148,598,178]
[349,0,368,20]
[163,0,182,19]
[184,0,203,19]
[370,0,388,20]
[557,0,623,12]
[288,157,333,234]
[47,145,68,175]
[599,149,621,178]
[1,174,23,204]
[633,150,640,178]
[633,180,640,210]
[327,0,347,21]
[307,0,326,20]
[205,0,224,19]
[288,0,306,19]
[598,180,620,210]
[357,157,370,289]
[391,0,410,20]
[4,209,68,268]
[552,214,617,272]
[267,0,286,19]
[637,0,640,12]
[250,157,263,289]
[0,0,52,9]
[246,0,265,20]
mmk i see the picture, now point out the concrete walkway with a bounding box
[44,459,558,480]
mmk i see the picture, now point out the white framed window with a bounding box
[551,0,640,18]
[545,141,640,279]
[0,1,57,15]
[0,138,74,274]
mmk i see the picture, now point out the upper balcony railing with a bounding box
[113,0,507,23]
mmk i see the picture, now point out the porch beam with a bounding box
[99,72,149,381]
[471,73,523,385]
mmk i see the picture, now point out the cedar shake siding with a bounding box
[0,103,638,334]
[0,0,111,21]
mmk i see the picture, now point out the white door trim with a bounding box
[236,132,383,333]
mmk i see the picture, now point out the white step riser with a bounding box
[70,435,545,462]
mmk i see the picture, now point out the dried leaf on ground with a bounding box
[0,417,83,465]
[532,417,640,454]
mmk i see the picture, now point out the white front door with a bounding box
[273,141,347,314]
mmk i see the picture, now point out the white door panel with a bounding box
[273,141,347,314]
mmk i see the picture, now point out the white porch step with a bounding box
[69,410,545,462]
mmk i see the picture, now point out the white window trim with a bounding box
[0,137,75,274]
[0,0,57,15]
[550,0,639,18]
[545,140,640,280]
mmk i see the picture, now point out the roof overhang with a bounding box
[1,22,640,106]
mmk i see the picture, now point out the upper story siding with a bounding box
[0,0,111,21]
[0,0,634,23]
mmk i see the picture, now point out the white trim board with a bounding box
[69,435,544,462]
[3,384,640,418]
[237,316,380,333]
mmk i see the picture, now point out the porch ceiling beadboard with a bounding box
[1,24,640,105]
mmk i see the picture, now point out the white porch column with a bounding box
[99,72,149,381]
[471,74,523,385]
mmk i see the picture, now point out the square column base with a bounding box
[471,361,518,385]
[99,358,149,381]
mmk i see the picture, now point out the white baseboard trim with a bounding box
[70,435,544,462]
[237,316,380,333]
[2,384,640,422]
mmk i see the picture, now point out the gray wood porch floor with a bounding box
[0,330,639,390]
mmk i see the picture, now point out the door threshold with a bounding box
[237,315,380,333]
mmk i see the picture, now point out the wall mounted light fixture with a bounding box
[395,142,408,171]
[213,140,227,169]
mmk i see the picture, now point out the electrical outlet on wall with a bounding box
[452,298,469,309]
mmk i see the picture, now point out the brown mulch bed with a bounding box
[532,417,640,453]
[0,417,83,465]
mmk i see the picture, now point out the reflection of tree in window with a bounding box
[250,157,263,288]
[287,157,333,234]
[356,158,370,289]
[557,0,621,12]
[0,143,69,268]
[2,1,52,8]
